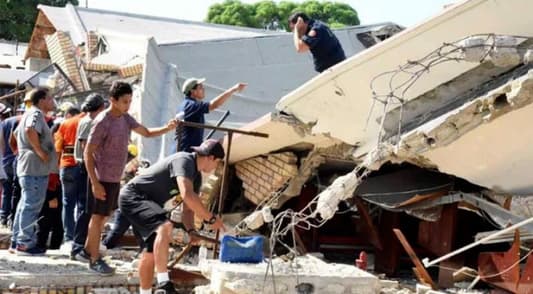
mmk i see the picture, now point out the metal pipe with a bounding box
[214,132,233,254]
[422,216,533,268]
[0,89,26,101]
[179,120,268,138]
[205,110,230,140]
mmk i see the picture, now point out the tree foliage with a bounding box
[0,0,78,42]
[206,0,359,31]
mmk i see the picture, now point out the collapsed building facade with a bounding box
[4,0,533,293]
[216,0,533,292]
[5,0,533,293]
[1,2,407,293]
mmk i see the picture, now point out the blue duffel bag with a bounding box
[219,235,264,263]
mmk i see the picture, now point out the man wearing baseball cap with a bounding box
[119,138,225,294]
[176,77,246,152]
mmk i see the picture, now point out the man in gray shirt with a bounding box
[11,87,57,255]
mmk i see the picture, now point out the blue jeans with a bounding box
[60,165,87,241]
[0,162,14,220]
[72,168,90,256]
[11,175,48,248]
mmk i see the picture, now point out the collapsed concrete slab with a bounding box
[194,255,380,294]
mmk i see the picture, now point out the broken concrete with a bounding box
[195,255,380,294]
[0,249,138,289]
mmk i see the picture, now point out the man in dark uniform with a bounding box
[289,12,346,73]
[119,139,225,294]
[175,78,246,152]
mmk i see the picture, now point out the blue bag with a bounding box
[219,235,264,263]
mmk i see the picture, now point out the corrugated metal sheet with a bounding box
[38,3,274,45]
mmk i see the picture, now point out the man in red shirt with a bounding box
[55,107,85,243]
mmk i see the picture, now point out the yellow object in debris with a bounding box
[127,144,138,157]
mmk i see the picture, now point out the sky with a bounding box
[83,0,458,28]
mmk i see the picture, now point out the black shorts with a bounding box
[88,180,120,216]
[119,184,168,252]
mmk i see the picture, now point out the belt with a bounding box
[63,146,75,154]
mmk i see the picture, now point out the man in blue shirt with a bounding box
[289,12,346,73]
[176,78,246,152]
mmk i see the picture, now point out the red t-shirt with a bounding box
[55,113,85,168]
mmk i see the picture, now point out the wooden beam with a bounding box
[354,196,383,250]
[393,228,437,289]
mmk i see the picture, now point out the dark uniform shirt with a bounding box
[129,152,202,207]
[176,96,210,152]
[301,19,346,72]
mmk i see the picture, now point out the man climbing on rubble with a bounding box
[119,139,225,294]
[289,12,346,73]
[175,77,246,152]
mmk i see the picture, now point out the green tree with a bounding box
[206,0,359,31]
[0,0,78,42]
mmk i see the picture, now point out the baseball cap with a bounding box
[81,93,106,112]
[182,77,206,95]
[191,139,225,159]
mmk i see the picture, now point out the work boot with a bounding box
[155,281,178,294]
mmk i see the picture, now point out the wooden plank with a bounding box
[393,228,437,289]
[354,196,383,250]
[168,244,193,268]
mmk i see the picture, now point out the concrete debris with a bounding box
[0,248,138,288]
[281,143,356,204]
[271,112,314,138]
[460,35,521,67]
[460,36,488,62]
[525,49,533,64]
[316,171,360,220]
[489,36,521,67]
[398,69,533,155]
[242,210,265,230]
[195,255,380,294]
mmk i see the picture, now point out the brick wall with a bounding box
[235,152,298,205]
[86,31,99,61]
[45,31,86,92]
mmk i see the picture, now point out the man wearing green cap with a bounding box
[176,78,246,152]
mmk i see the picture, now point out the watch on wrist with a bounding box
[204,215,217,225]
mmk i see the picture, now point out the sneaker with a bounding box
[71,249,91,263]
[8,242,16,254]
[16,245,46,256]
[60,240,73,253]
[89,258,115,276]
[155,281,178,294]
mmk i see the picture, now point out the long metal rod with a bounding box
[180,120,268,138]
[214,131,233,254]
[423,217,533,268]
[0,89,26,101]
[205,110,230,140]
